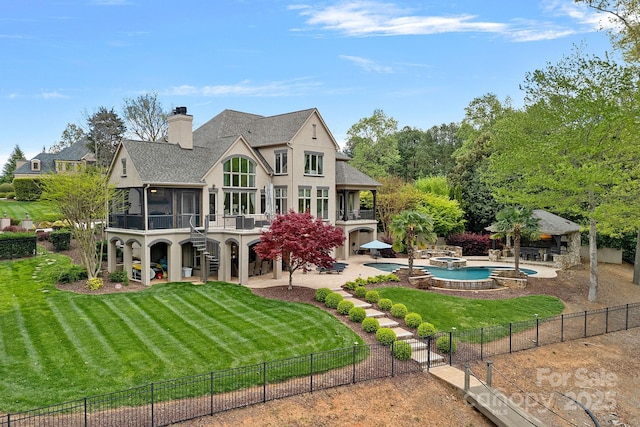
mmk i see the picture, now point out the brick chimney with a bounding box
[167,106,193,149]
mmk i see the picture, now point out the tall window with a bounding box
[304,152,323,176]
[224,192,255,215]
[224,157,255,188]
[209,192,217,220]
[316,188,329,219]
[274,186,287,214]
[298,187,311,213]
[121,158,127,177]
[274,151,287,175]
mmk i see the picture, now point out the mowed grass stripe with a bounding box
[150,295,237,357]
[45,300,100,366]
[101,300,174,365]
[121,297,206,362]
[10,304,43,373]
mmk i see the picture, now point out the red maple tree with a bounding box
[254,210,345,290]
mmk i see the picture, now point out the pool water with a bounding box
[365,263,537,279]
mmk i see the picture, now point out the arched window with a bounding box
[223,157,255,188]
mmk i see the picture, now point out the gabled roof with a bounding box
[14,139,93,176]
[336,161,380,188]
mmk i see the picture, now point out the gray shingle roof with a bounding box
[14,139,94,176]
[122,139,214,185]
[56,138,94,161]
[14,152,56,175]
[533,209,581,235]
[336,161,380,188]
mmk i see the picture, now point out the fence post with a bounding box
[352,343,357,383]
[535,314,539,347]
[606,307,609,333]
[263,362,267,403]
[480,327,484,360]
[391,342,396,377]
[561,314,564,342]
[509,323,512,353]
[210,371,214,416]
[427,336,431,370]
[310,353,314,393]
[626,304,629,330]
[486,360,493,387]
[84,397,87,427]
[449,331,453,366]
[150,382,154,427]
[584,310,588,338]
[464,364,470,392]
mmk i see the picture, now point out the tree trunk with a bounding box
[407,246,414,276]
[634,229,640,285]
[288,268,293,290]
[513,234,521,273]
[588,218,599,302]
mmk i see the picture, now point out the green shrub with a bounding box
[436,335,457,354]
[365,290,380,303]
[50,230,71,251]
[0,233,36,259]
[337,299,355,315]
[315,287,332,302]
[57,265,88,283]
[0,192,6,199]
[392,340,412,360]
[86,277,104,291]
[362,317,380,333]
[0,183,13,193]
[376,328,396,346]
[13,178,41,201]
[6,192,15,200]
[378,298,393,311]
[405,312,423,329]
[108,270,129,286]
[390,303,408,319]
[354,277,367,287]
[324,292,343,309]
[417,322,437,339]
[348,307,367,323]
[367,276,380,284]
[343,281,357,290]
[384,273,401,282]
[354,286,367,298]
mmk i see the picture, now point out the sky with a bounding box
[1,0,616,168]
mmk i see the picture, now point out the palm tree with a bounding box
[390,210,437,276]
[490,206,540,273]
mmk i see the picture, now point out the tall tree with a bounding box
[370,176,424,240]
[485,50,640,302]
[40,167,119,279]
[49,123,85,154]
[1,145,26,183]
[87,107,126,168]
[577,0,640,62]
[390,210,436,276]
[489,206,540,273]
[345,109,400,179]
[450,94,511,232]
[122,92,169,142]
[254,210,344,290]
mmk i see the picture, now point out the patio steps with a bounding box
[364,308,385,318]
[377,317,399,328]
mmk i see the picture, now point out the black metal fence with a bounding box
[2,302,639,426]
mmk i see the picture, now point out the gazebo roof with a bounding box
[486,209,581,235]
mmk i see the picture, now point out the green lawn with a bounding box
[0,254,363,412]
[377,287,565,331]
[0,199,61,224]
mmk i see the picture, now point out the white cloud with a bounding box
[291,0,602,42]
[339,55,394,73]
[166,78,322,97]
[40,91,67,99]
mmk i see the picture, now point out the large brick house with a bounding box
[105,107,380,286]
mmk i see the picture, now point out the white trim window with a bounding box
[304,152,323,176]
[224,156,255,188]
[298,187,311,213]
[274,186,287,214]
[316,187,329,219]
[274,150,288,175]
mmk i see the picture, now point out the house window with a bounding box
[312,124,317,139]
[31,160,40,171]
[304,152,323,176]
[209,192,216,220]
[121,158,127,177]
[274,186,287,214]
[224,191,255,215]
[316,188,329,219]
[223,157,255,188]
[274,151,287,175]
[298,187,311,213]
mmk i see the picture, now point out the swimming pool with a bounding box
[365,262,537,279]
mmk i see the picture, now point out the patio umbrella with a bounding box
[360,240,392,250]
[360,240,392,262]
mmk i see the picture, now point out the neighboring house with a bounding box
[13,139,96,178]
[105,107,380,286]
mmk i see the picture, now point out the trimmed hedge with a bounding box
[354,286,367,298]
[13,178,41,201]
[365,290,380,303]
[108,270,129,286]
[376,328,396,346]
[404,312,423,329]
[390,303,408,319]
[417,322,437,339]
[348,307,367,323]
[57,265,88,283]
[436,335,457,354]
[361,317,379,333]
[337,299,355,315]
[378,298,393,311]
[324,292,343,309]
[315,287,332,303]
[0,233,37,259]
[50,230,71,251]
[392,340,412,361]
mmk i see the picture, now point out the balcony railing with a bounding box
[108,214,201,231]
[336,209,375,221]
